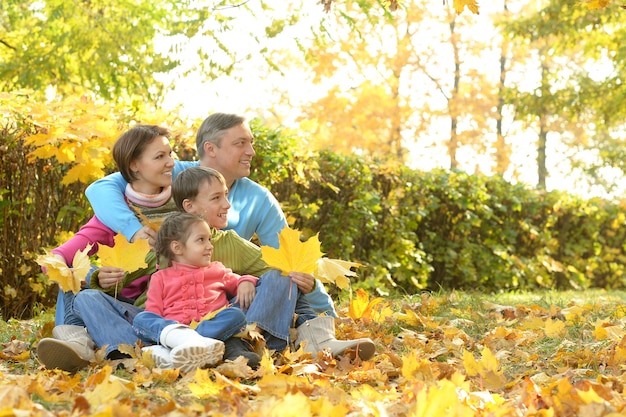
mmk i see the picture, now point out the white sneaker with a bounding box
[142,345,174,369]
[170,339,225,373]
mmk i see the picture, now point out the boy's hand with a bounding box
[237,281,256,310]
[289,272,315,294]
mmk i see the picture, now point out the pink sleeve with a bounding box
[144,272,166,316]
[51,216,115,266]
[223,269,258,297]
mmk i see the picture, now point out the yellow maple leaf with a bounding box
[314,258,360,289]
[97,234,150,272]
[260,228,324,275]
[462,347,506,390]
[83,367,130,407]
[190,305,229,329]
[544,318,566,338]
[348,288,383,320]
[131,205,164,232]
[36,244,93,293]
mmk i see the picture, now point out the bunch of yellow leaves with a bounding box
[36,244,93,294]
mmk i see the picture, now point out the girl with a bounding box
[132,212,261,371]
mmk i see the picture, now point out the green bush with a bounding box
[251,125,626,295]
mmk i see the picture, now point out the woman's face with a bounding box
[129,136,174,194]
[184,179,231,229]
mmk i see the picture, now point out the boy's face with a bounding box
[184,179,230,229]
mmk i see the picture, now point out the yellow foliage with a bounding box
[12,94,121,185]
[36,244,93,293]
[348,288,383,320]
[314,258,361,289]
[585,0,610,9]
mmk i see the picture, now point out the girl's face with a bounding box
[129,136,174,194]
[173,220,214,267]
[184,179,231,229]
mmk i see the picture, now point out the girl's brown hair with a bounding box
[155,212,207,267]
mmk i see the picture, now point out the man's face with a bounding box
[203,122,255,187]
[184,179,231,229]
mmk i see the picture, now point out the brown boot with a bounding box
[37,325,96,372]
[295,316,375,361]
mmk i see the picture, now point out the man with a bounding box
[84,113,337,317]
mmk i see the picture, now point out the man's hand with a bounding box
[97,266,125,289]
[290,272,315,294]
[236,281,256,310]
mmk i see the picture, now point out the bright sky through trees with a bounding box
[157,0,623,200]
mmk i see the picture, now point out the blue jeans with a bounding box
[245,270,317,351]
[133,308,247,344]
[72,289,143,357]
[56,265,97,325]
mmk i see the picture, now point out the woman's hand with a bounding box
[97,266,125,289]
[130,226,157,249]
[290,272,315,294]
[236,281,256,311]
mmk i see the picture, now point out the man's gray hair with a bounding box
[195,113,247,158]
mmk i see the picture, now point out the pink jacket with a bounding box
[51,216,114,264]
[144,261,258,324]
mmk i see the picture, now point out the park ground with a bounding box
[2,288,626,416]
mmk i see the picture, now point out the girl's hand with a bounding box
[131,226,157,249]
[289,272,315,294]
[97,266,125,289]
[236,281,256,311]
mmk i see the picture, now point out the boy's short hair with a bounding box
[172,166,227,211]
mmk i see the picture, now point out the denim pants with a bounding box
[245,269,317,351]
[72,289,143,357]
[56,265,97,325]
[132,308,247,345]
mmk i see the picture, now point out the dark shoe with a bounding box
[106,350,132,360]
[224,337,260,368]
